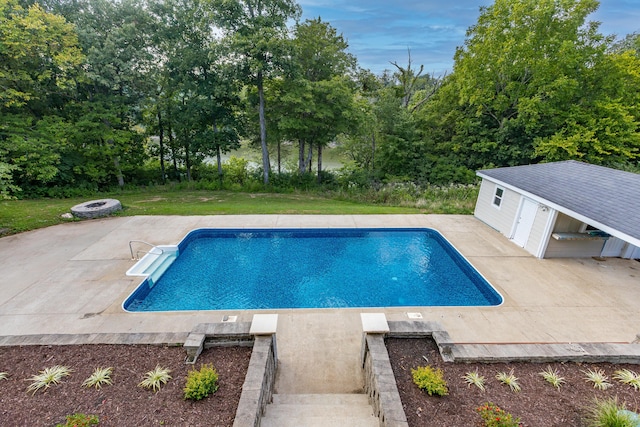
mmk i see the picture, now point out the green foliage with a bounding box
[27,365,72,395]
[0,0,84,108]
[463,370,486,391]
[210,0,301,185]
[476,402,522,427]
[0,162,18,200]
[82,367,113,389]
[56,413,99,427]
[613,369,640,391]
[223,156,250,185]
[0,0,84,195]
[583,368,613,390]
[584,398,637,427]
[411,365,448,396]
[539,366,565,390]
[1,0,638,195]
[412,0,640,174]
[139,365,171,392]
[183,364,219,401]
[496,370,521,392]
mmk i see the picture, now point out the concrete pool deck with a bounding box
[1,214,639,393]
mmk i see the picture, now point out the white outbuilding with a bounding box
[474,160,640,259]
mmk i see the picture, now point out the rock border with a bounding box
[70,198,122,218]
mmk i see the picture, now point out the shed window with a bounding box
[493,187,504,208]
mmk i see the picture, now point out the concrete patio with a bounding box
[0,214,638,394]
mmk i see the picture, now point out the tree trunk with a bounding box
[298,139,306,173]
[168,119,179,182]
[216,145,222,176]
[158,110,166,184]
[306,143,313,173]
[184,130,191,182]
[113,155,125,188]
[277,140,281,174]
[317,144,323,183]
[257,71,270,184]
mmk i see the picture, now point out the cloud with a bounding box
[300,0,640,75]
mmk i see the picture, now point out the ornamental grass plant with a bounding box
[139,365,171,392]
[583,397,637,427]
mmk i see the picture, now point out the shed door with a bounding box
[512,198,538,248]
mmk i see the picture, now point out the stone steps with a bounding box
[260,393,378,427]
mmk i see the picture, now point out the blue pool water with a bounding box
[123,228,502,311]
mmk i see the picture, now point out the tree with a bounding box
[533,49,640,165]
[611,31,640,56]
[272,18,356,181]
[0,0,84,196]
[451,0,607,167]
[44,0,154,189]
[211,0,300,185]
[421,0,640,172]
[147,0,242,182]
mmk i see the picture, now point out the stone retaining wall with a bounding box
[232,335,277,427]
[182,321,278,427]
[362,333,409,427]
[362,318,640,427]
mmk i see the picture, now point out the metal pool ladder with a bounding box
[129,240,164,260]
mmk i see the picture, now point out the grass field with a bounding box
[0,188,425,235]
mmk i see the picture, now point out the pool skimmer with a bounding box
[407,312,423,319]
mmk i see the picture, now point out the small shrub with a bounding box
[56,413,99,427]
[583,397,636,427]
[27,365,72,395]
[223,156,250,185]
[584,368,613,390]
[82,367,113,389]
[183,363,219,401]
[411,365,448,396]
[496,370,521,392]
[539,366,565,390]
[463,370,486,391]
[476,402,522,427]
[613,369,640,391]
[139,365,171,392]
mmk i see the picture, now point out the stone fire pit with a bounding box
[71,198,122,218]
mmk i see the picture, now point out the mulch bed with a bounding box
[0,344,251,426]
[386,338,640,426]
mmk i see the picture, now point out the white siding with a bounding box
[476,179,553,258]
[474,179,520,238]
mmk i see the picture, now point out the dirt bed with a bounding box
[386,338,640,426]
[0,344,251,426]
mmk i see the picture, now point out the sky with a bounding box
[298,0,640,76]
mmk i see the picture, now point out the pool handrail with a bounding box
[129,240,164,260]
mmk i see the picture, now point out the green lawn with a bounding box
[0,189,423,235]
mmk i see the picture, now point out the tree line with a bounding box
[1,0,639,199]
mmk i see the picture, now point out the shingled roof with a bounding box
[477,160,640,246]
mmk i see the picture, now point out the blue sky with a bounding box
[298,0,640,75]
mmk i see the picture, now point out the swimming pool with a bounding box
[123,228,502,311]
